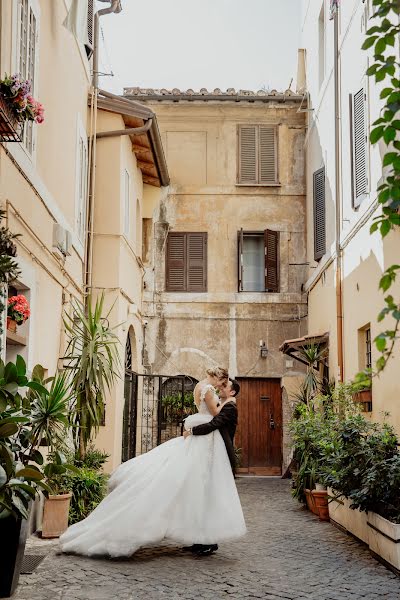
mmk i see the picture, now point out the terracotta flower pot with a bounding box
[312,490,330,521]
[42,493,72,538]
[305,489,319,516]
[6,317,17,333]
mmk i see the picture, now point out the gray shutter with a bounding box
[187,233,207,292]
[166,233,186,291]
[313,167,326,261]
[264,229,280,292]
[85,0,94,59]
[238,126,257,184]
[259,127,278,184]
[352,88,368,206]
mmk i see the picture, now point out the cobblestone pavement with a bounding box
[14,479,400,600]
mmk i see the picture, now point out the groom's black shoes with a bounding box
[195,544,218,556]
[182,544,202,553]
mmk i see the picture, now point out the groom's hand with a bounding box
[183,430,191,439]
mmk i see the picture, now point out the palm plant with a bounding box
[63,293,120,459]
[295,344,328,405]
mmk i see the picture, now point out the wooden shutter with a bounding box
[187,233,207,292]
[313,167,326,261]
[264,230,279,292]
[352,88,368,207]
[259,127,278,184]
[166,233,186,291]
[238,126,257,184]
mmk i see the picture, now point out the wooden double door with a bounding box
[235,378,282,476]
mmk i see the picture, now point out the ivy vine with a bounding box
[361,0,400,375]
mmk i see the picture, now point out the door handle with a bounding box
[269,414,275,430]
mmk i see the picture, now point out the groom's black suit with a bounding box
[191,401,238,475]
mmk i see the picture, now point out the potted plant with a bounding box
[0,209,20,355]
[28,367,78,538]
[0,357,75,597]
[0,73,44,142]
[7,294,30,333]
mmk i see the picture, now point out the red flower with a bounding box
[7,295,30,324]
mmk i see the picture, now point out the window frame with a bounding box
[15,0,40,159]
[123,169,131,238]
[236,124,279,186]
[75,116,88,244]
[165,232,208,293]
[237,229,280,293]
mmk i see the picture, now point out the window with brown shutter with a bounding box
[238,230,280,292]
[313,167,326,261]
[238,125,278,185]
[350,88,368,208]
[166,232,207,292]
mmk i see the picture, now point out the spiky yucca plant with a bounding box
[63,294,120,459]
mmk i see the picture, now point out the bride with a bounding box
[60,367,247,557]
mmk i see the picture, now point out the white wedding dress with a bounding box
[59,384,246,557]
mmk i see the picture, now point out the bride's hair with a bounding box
[206,366,229,381]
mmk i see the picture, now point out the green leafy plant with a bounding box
[360,0,400,373]
[161,391,196,423]
[0,209,20,355]
[291,344,328,406]
[63,466,108,525]
[63,293,120,459]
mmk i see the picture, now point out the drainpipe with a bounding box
[334,10,344,382]
[85,0,122,301]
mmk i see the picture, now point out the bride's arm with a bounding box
[203,389,221,416]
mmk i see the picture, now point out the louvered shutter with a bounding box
[259,127,278,184]
[264,229,280,292]
[313,167,326,261]
[238,126,257,184]
[166,233,186,291]
[187,233,207,292]
[85,0,94,58]
[352,88,368,206]
[238,228,244,291]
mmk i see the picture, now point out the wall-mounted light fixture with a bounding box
[260,340,268,359]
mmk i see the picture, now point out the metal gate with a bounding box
[122,372,197,460]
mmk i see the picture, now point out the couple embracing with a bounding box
[60,367,247,558]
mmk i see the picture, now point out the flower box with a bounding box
[327,488,369,544]
[368,512,400,572]
[0,94,23,142]
[353,388,372,412]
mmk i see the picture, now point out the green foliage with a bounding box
[62,293,120,459]
[361,0,400,373]
[290,380,400,523]
[161,391,196,422]
[71,444,109,471]
[0,209,20,355]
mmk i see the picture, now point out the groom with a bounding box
[182,377,240,556]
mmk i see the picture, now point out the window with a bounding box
[350,88,368,207]
[238,229,280,292]
[237,125,278,185]
[85,0,94,58]
[18,0,38,155]
[318,3,325,89]
[313,167,326,261]
[123,170,130,237]
[76,121,88,243]
[166,233,207,292]
[365,327,372,370]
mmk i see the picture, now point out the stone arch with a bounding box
[162,347,220,381]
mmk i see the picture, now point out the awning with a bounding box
[279,332,329,367]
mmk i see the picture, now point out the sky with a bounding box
[97,0,302,95]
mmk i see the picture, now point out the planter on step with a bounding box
[0,515,29,598]
[311,490,330,521]
[6,317,17,333]
[327,488,369,544]
[305,489,319,516]
[368,512,400,572]
[42,493,72,538]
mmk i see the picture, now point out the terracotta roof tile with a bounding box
[123,87,301,101]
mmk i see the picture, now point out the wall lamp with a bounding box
[260,340,268,359]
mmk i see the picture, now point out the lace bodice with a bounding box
[195,383,218,415]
